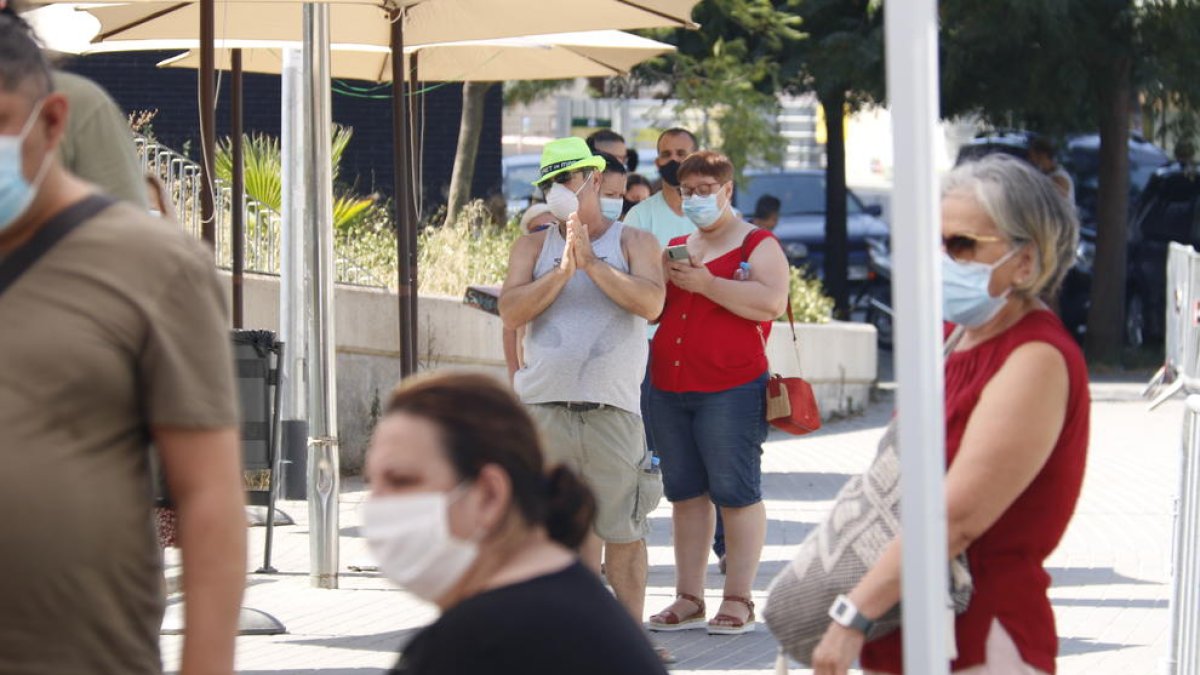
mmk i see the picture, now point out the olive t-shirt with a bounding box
[0,199,238,674]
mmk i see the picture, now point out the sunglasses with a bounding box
[942,232,1005,261]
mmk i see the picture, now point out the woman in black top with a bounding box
[363,372,668,675]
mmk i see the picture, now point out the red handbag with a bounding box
[761,302,822,435]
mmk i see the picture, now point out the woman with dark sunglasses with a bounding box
[809,155,1090,675]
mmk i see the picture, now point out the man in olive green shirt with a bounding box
[0,15,245,674]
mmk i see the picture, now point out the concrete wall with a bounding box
[225,273,876,472]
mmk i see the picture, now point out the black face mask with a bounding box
[659,159,681,187]
[626,152,639,173]
[622,198,637,216]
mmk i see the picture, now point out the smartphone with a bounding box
[666,244,690,262]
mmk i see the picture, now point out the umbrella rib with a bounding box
[95,2,193,42]
[560,46,623,77]
[616,0,698,28]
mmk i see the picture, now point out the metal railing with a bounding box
[135,136,388,287]
[1158,243,1200,675]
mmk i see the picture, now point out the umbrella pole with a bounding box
[232,48,245,328]
[409,51,422,222]
[391,9,417,376]
[199,0,215,248]
[303,2,340,591]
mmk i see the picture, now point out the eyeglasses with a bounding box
[679,182,726,199]
[942,232,1005,261]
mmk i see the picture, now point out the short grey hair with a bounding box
[942,154,1079,299]
[0,14,53,98]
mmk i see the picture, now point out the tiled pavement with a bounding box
[162,379,1184,674]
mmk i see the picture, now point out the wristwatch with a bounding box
[828,594,875,635]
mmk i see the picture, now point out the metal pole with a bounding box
[279,47,309,501]
[1170,394,1200,675]
[410,50,423,223]
[231,49,245,328]
[303,2,339,590]
[199,0,216,248]
[391,9,417,376]
[886,1,951,673]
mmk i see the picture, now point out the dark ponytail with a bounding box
[384,372,596,548]
[542,465,596,549]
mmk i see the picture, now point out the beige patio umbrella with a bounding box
[153,30,676,82]
[80,0,699,375]
[86,1,699,44]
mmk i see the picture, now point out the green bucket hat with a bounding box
[533,137,606,186]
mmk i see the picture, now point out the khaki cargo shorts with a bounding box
[527,403,663,544]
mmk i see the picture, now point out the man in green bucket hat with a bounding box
[499,136,666,642]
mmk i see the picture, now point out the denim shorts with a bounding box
[647,372,769,508]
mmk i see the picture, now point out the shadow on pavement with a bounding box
[1048,566,1160,587]
[1059,635,1137,656]
[1053,597,1169,609]
[656,629,782,670]
[289,628,420,653]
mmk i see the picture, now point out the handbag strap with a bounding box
[0,193,113,299]
[743,227,802,374]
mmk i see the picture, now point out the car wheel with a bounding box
[1126,292,1146,349]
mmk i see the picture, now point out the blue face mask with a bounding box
[599,196,623,221]
[0,100,48,232]
[683,193,726,228]
[941,249,1018,327]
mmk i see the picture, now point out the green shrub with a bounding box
[416,200,519,295]
[785,266,834,323]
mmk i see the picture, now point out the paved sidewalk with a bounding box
[161,380,1183,674]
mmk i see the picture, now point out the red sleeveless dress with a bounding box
[860,310,1090,674]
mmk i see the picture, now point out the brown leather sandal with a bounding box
[647,592,707,632]
[707,595,756,635]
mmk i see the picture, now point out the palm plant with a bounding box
[215,125,376,231]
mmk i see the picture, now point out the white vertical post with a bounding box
[886,1,951,673]
[280,48,306,424]
[303,2,340,590]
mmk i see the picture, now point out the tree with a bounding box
[778,0,885,318]
[940,0,1200,364]
[632,0,801,180]
[444,82,492,228]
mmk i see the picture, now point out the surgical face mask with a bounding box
[658,159,681,187]
[544,172,592,221]
[941,248,1019,327]
[683,192,727,229]
[362,483,479,603]
[599,196,623,221]
[0,100,50,232]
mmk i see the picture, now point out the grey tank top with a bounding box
[513,221,648,414]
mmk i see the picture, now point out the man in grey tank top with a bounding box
[500,137,665,631]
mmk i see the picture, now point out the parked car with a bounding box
[954,131,1170,345]
[501,153,542,218]
[732,169,889,283]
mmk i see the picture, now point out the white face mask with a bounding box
[362,483,479,603]
[544,172,592,221]
[599,196,623,221]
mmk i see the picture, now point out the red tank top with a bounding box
[860,310,1090,674]
[651,228,776,392]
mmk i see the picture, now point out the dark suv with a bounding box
[953,132,1170,345]
[732,169,889,282]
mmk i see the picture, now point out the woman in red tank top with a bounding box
[809,155,1090,675]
